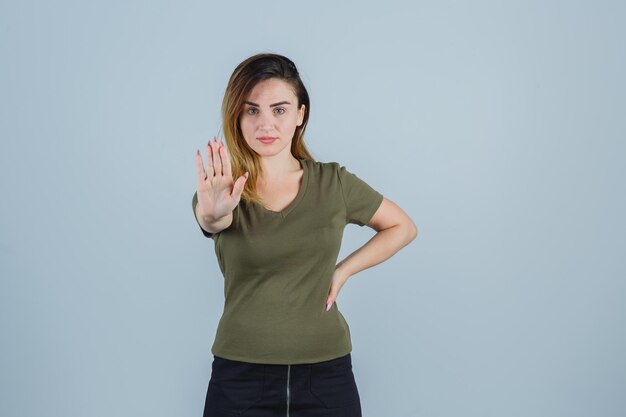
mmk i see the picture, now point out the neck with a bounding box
[258,154,301,182]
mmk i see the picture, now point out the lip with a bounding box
[257,136,277,143]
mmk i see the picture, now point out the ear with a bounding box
[296,104,305,126]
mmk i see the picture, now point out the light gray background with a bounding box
[1,1,624,416]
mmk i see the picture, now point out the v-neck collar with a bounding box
[257,158,309,219]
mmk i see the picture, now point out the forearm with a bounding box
[336,223,416,278]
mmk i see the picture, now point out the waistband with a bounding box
[213,353,352,379]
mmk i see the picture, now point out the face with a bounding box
[239,78,306,158]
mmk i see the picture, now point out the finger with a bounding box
[231,171,249,199]
[211,136,220,176]
[326,288,338,311]
[220,139,232,179]
[214,137,224,176]
[196,149,207,184]
[206,138,215,177]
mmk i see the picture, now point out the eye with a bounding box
[275,108,286,114]
[246,108,258,115]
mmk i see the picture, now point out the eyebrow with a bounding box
[243,100,291,107]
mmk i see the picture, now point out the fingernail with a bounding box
[326,301,333,311]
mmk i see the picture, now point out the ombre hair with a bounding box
[218,52,315,206]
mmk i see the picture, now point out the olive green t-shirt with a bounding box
[191,158,383,365]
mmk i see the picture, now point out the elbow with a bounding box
[407,220,418,242]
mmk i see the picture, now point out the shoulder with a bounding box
[302,158,342,174]
[302,159,345,184]
[302,158,338,168]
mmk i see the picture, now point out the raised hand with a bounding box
[195,136,249,221]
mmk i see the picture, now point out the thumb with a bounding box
[231,171,249,199]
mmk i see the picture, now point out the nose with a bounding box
[258,111,275,129]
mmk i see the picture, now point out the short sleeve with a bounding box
[336,164,384,226]
[191,191,214,238]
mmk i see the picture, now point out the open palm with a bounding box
[195,136,249,221]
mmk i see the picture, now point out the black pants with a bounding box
[203,353,362,417]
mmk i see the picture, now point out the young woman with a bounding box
[193,53,417,417]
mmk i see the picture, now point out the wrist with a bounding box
[335,262,352,280]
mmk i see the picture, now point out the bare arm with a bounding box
[335,197,418,278]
